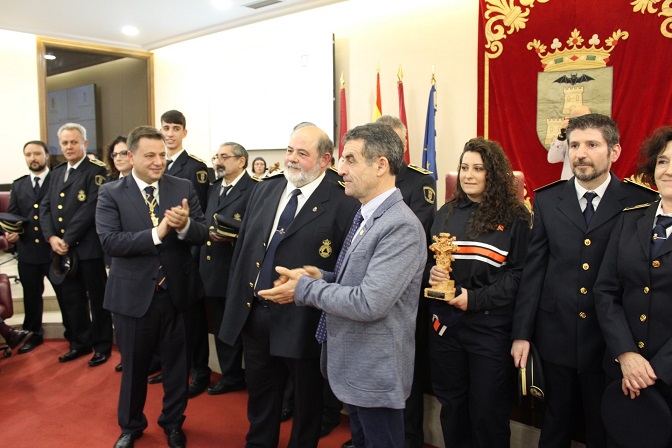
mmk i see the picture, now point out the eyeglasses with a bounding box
[110,150,129,159]
[211,154,240,162]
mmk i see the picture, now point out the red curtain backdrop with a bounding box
[477,0,672,194]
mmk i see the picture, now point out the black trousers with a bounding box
[429,312,514,448]
[18,260,58,340]
[347,404,404,448]
[539,361,606,448]
[241,302,323,448]
[188,299,211,382]
[115,289,189,434]
[57,257,112,353]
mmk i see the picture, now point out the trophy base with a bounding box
[424,280,455,301]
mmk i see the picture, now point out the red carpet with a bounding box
[1,340,354,447]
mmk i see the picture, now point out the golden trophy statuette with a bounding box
[424,232,459,301]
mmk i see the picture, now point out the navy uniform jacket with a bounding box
[96,174,207,318]
[219,174,360,359]
[595,201,672,384]
[8,173,53,264]
[396,163,436,240]
[512,175,658,373]
[199,172,259,297]
[167,151,209,212]
[40,158,108,261]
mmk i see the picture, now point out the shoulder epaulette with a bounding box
[188,153,205,164]
[250,176,262,182]
[265,170,285,179]
[407,164,433,175]
[533,179,567,192]
[623,203,651,211]
[14,174,29,183]
[623,178,658,193]
[329,166,339,173]
[88,157,107,168]
[338,181,345,188]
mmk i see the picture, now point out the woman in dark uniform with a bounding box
[427,137,531,447]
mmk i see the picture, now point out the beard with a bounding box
[214,166,226,179]
[572,160,608,183]
[284,161,322,188]
[28,162,47,173]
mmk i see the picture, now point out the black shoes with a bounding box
[342,439,355,448]
[166,428,186,448]
[148,373,163,384]
[17,337,42,354]
[5,329,32,350]
[58,347,92,362]
[280,407,293,422]
[207,380,246,395]
[187,379,208,398]
[114,432,142,448]
[88,351,111,367]
[115,362,123,372]
[320,415,341,438]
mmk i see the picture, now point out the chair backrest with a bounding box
[0,191,10,213]
[444,171,526,203]
[0,273,12,319]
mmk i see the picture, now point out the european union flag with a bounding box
[422,84,438,180]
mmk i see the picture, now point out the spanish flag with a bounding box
[372,69,382,121]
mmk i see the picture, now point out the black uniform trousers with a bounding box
[206,295,244,385]
[57,257,112,353]
[241,301,323,448]
[188,298,212,382]
[17,261,57,340]
[540,361,606,448]
[115,289,189,434]
[429,312,515,448]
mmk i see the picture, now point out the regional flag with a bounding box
[338,74,348,158]
[372,70,382,121]
[422,84,438,180]
[397,66,410,164]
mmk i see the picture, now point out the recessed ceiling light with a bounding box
[121,25,139,36]
[44,54,56,60]
[211,0,233,10]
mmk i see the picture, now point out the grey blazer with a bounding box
[295,189,427,409]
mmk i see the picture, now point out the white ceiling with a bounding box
[0,0,344,50]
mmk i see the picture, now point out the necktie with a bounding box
[583,191,597,226]
[650,215,672,259]
[166,159,174,171]
[145,186,167,289]
[219,185,232,206]
[33,177,40,195]
[255,189,301,294]
[315,210,364,343]
[64,167,74,182]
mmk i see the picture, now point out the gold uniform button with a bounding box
[60,192,65,197]
[579,312,587,319]
[206,256,211,261]
[34,215,39,220]
[34,238,40,243]
[246,302,251,308]
[582,263,589,270]
[255,262,260,268]
[640,314,647,322]
[57,205,63,210]
[638,341,645,349]
[580,287,588,295]
[644,287,650,294]
[60,229,65,234]
[206,241,211,246]
[652,260,661,268]
[263,242,266,247]
[584,239,591,246]
[249,282,254,288]
[34,227,39,231]
[33,204,39,209]
[58,217,63,222]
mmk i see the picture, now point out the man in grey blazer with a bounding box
[259,122,427,448]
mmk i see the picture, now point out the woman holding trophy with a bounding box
[426,137,531,447]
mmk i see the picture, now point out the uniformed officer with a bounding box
[197,142,258,396]
[40,123,113,366]
[3,141,62,353]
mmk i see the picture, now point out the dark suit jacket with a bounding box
[167,151,209,212]
[595,201,672,384]
[40,158,108,260]
[219,174,359,359]
[396,163,436,241]
[8,173,52,264]
[512,175,658,373]
[96,174,207,318]
[199,172,258,297]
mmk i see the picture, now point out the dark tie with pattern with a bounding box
[315,209,364,343]
[145,186,166,289]
[650,215,672,259]
[33,177,40,196]
[255,189,301,294]
[583,191,597,226]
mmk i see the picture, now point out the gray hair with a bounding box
[376,115,407,140]
[567,113,620,150]
[344,122,404,175]
[220,142,249,169]
[58,122,87,141]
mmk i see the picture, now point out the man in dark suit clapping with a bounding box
[96,126,207,448]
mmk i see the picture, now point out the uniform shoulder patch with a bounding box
[533,179,567,192]
[423,186,436,204]
[623,203,651,211]
[188,153,205,163]
[196,170,209,184]
[88,158,107,168]
[408,164,433,175]
[623,178,658,193]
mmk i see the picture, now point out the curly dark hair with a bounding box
[447,137,530,238]
[106,135,127,180]
[637,126,672,187]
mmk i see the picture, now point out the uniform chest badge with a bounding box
[77,190,86,202]
[234,213,242,221]
[319,239,333,258]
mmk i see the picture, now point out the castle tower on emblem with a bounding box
[562,86,585,115]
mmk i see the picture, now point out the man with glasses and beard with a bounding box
[219,125,359,448]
